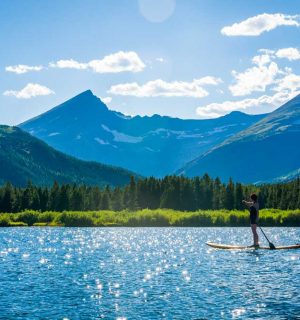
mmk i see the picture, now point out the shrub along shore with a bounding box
[0,209,299,227]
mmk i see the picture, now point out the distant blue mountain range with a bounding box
[177,93,300,184]
[20,90,265,177]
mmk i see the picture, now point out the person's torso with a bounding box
[250,202,259,224]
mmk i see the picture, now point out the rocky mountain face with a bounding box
[20,90,265,177]
[178,94,300,183]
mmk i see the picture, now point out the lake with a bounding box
[0,227,299,319]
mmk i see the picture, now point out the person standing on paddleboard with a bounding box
[242,193,259,247]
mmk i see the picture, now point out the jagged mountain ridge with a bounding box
[178,93,300,183]
[20,90,266,177]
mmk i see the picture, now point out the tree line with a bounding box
[0,174,299,213]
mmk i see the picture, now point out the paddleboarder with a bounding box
[242,193,259,247]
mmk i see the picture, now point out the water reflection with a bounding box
[0,227,299,319]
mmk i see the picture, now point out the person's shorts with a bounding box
[250,217,257,225]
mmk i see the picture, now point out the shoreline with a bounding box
[1,209,299,228]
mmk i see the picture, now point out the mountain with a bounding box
[178,94,300,183]
[19,90,265,177]
[264,168,300,184]
[0,125,138,187]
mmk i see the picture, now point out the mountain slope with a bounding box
[20,90,266,177]
[178,94,300,183]
[0,125,138,187]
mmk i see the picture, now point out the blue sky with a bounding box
[1,0,300,125]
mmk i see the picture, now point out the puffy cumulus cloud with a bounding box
[49,51,145,73]
[194,76,222,86]
[229,61,280,96]
[229,47,300,97]
[89,51,145,73]
[251,54,272,67]
[108,77,222,98]
[196,91,299,118]
[49,59,87,69]
[5,64,43,74]
[3,83,54,99]
[273,73,300,92]
[221,13,300,36]
[276,47,300,61]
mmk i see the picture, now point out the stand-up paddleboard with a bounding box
[206,242,300,250]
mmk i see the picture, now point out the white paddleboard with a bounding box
[206,242,300,250]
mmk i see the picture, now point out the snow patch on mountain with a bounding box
[48,132,60,137]
[94,137,110,145]
[207,124,237,135]
[101,125,143,143]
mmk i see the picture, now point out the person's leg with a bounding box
[251,224,259,245]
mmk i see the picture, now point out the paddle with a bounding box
[258,225,276,250]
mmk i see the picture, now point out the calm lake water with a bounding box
[0,227,299,320]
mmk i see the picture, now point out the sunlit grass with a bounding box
[0,209,299,227]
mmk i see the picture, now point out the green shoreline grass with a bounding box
[0,209,300,227]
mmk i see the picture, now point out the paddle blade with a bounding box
[269,243,276,250]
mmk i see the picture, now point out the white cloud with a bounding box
[49,59,87,69]
[89,51,145,73]
[49,51,145,73]
[229,61,280,96]
[229,47,300,97]
[3,83,54,99]
[5,64,43,74]
[108,77,222,98]
[258,49,275,55]
[276,47,300,61]
[221,13,300,36]
[101,96,112,104]
[156,57,164,62]
[251,54,272,67]
[196,91,299,118]
[273,73,300,92]
[194,76,222,86]
[228,49,288,97]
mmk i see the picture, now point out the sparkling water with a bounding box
[0,227,299,319]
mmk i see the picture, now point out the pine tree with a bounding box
[57,185,70,211]
[128,176,138,210]
[180,178,195,211]
[202,174,213,209]
[91,187,102,210]
[38,187,49,212]
[0,182,14,212]
[224,178,235,210]
[101,186,111,210]
[160,184,176,209]
[194,177,202,209]
[212,177,222,210]
[70,185,84,210]
[111,187,123,211]
[49,181,60,211]
[21,181,34,210]
[31,185,40,210]
[235,183,244,210]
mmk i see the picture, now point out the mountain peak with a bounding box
[81,89,93,95]
[68,89,102,104]
[225,110,245,117]
[73,89,95,99]
[19,89,110,127]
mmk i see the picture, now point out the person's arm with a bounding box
[242,200,253,207]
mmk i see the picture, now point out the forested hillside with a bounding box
[0,125,138,187]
